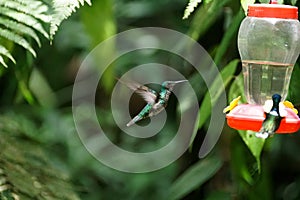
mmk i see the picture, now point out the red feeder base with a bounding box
[226,104,300,133]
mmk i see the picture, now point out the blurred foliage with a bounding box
[0,0,91,68]
[0,115,80,199]
[0,0,300,200]
[169,155,223,200]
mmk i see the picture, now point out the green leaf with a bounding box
[18,78,36,105]
[240,0,255,15]
[29,68,57,107]
[291,0,298,5]
[238,130,265,172]
[189,59,239,147]
[258,0,269,3]
[228,73,246,103]
[214,9,244,66]
[169,156,223,200]
[188,0,231,40]
[80,0,116,92]
[288,64,300,104]
[228,73,264,172]
[205,191,231,200]
[259,0,284,3]
[231,135,255,185]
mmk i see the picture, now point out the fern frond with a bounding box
[0,0,50,68]
[0,1,50,23]
[0,29,36,57]
[0,56,8,68]
[0,46,16,66]
[0,167,20,200]
[0,116,80,200]
[0,0,91,68]
[0,6,49,39]
[183,0,202,19]
[0,18,41,47]
[50,0,91,40]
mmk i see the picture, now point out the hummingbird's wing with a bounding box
[129,84,157,104]
[118,79,157,104]
[263,99,287,117]
[263,100,273,113]
[279,102,287,117]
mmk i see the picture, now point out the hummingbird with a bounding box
[118,79,187,127]
[256,94,287,139]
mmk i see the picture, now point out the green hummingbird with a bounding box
[256,94,286,139]
[119,79,187,127]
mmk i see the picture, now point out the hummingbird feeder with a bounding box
[225,0,300,135]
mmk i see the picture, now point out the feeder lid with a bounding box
[226,104,300,133]
[248,2,298,19]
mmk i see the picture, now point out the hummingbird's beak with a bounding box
[171,80,188,84]
[164,80,188,89]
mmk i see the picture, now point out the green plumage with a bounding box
[124,80,187,127]
[260,114,282,134]
[256,94,283,139]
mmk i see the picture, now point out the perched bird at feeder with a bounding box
[223,96,241,114]
[256,94,286,139]
[118,79,187,127]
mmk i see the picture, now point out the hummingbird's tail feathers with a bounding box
[256,126,272,138]
[255,131,270,139]
[126,115,143,127]
[256,126,275,139]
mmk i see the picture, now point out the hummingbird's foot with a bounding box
[255,132,269,139]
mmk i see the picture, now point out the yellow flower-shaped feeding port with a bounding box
[283,100,298,115]
[223,96,241,114]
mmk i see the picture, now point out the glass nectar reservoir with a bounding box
[238,3,300,104]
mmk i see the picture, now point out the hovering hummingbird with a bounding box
[118,79,187,127]
[256,94,287,139]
